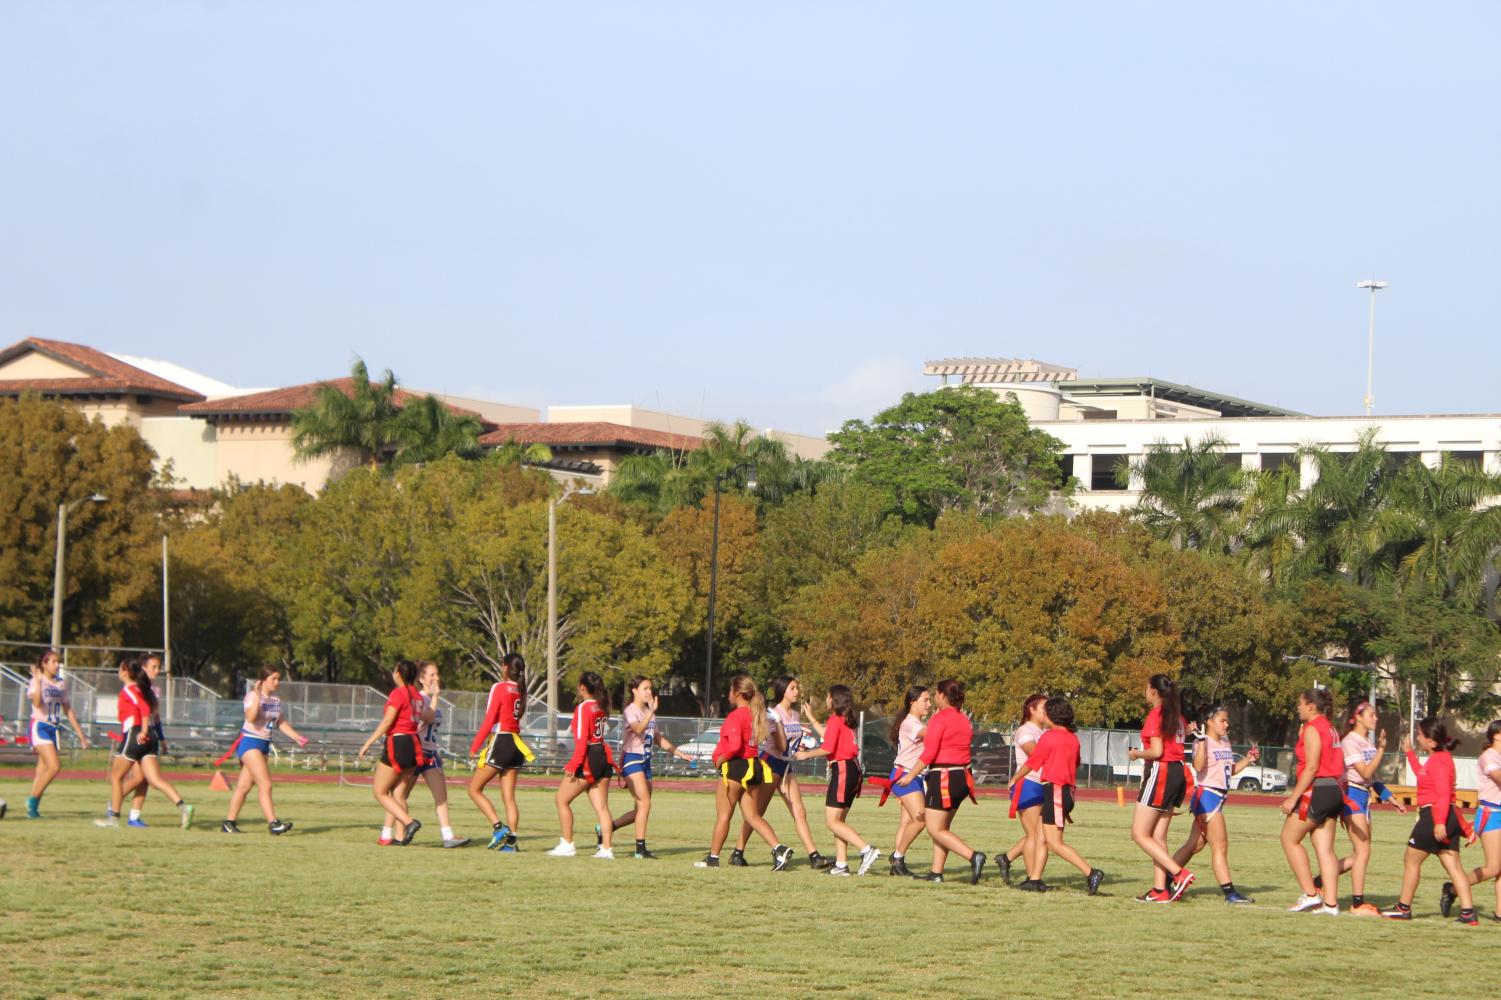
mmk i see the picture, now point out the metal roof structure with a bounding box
[1060,377,1303,418]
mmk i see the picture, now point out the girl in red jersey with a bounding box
[1280,688,1346,914]
[95,658,194,830]
[547,672,616,859]
[1007,697,1105,895]
[730,675,835,871]
[694,673,794,871]
[995,693,1047,885]
[795,685,881,877]
[384,662,468,848]
[25,649,89,819]
[1382,718,1478,924]
[1440,719,1501,922]
[1127,674,1196,903]
[467,653,534,851]
[886,685,931,877]
[892,678,986,884]
[357,659,433,846]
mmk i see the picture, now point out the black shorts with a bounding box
[826,760,863,809]
[1408,806,1465,854]
[1138,760,1187,811]
[119,729,158,763]
[1303,780,1343,824]
[571,743,613,782]
[1041,782,1075,827]
[719,757,771,788]
[380,733,419,771]
[484,732,530,771]
[924,766,975,812]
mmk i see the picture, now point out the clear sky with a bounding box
[3,3,1497,435]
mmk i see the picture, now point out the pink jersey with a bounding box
[241,688,283,739]
[1478,748,1501,804]
[1014,721,1044,784]
[620,702,654,756]
[1341,731,1378,788]
[1197,735,1236,791]
[894,714,925,771]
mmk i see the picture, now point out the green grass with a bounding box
[1,777,1490,999]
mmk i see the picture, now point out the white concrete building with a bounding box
[924,357,1501,511]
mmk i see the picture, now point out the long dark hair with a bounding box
[1343,700,1373,737]
[124,658,157,712]
[1418,716,1458,752]
[1147,674,1180,739]
[890,685,927,742]
[393,658,418,687]
[768,674,796,708]
[579,670,609,715]
[1020,693,1046,725]
[503,652,526,689]
[1300,687,1333,720]
[828,684,856,728]
[934,678,964,710]
[1486,720,1501,749]
[626,675,651,705]
[1044,696,1076,733]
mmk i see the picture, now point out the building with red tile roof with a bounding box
[0,337,206,427]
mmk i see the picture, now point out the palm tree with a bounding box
[487,439,555,468]
[1369,456,1501,606]
[389,394,486,467]
[290,359,404,469]
[1123,436,1245,552]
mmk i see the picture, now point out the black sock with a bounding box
[1352,894,1364,908]
[1220,882,1235,897]
[1460,907,1475,915]
[493,821,504,831]
[707,853,719,860]
[1396,901,1411,911]
[635,839,646,851]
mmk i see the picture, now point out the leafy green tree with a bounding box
[389,393,486,467]
[826,385,1069,526]
[1369,457,1501,607]
[1368,582,1501,721]
[0,395,161,648]
[1124,436,1245,553]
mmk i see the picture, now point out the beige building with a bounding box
[0,337,206,426]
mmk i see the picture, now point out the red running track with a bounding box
[0,767,1289,805]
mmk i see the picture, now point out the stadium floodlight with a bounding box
[1356,280,1389,416]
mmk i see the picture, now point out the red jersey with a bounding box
[1140,706,1185,763]
[920,707,973,766]
[1294,716,1342,781]
[1026,728,1081,787]
[1409,748,1457,827]
[385,685,422,736]
[469,680,522,754]
[117,684,149,730]
[713,706,759,764]
[822,714,858,762]
[564,699,607,771]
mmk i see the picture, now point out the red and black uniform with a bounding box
[1406,747,1470,853]
[565,698,613,782]
[1027,727,1081,828]
[470,680,533,770]
[117,683,157,762]
[920,707,976,812]
[1137,706,1190,811]
[1294,714,1343,823]
[823,713,862,808]
[714,705,770,788]
[380,684,425,771]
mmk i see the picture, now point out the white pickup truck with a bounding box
[1112,759,1288,793]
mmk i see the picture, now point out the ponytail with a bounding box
[1299,687,1333,720]
[125,658,157,712]
[393,658,418,687]
[727,673,767,745]
[580,671,609,716]
[828,684,857,728]
[935,678,965,709]
[503,651,527,691]
[1344,700,1372,737]
[891,685,927,742]
[1418,716,1459,752]
[1148,674,1180,739]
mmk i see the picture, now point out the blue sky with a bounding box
[3,3,1497,434]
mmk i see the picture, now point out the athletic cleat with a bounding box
[1167,868,1195,901]
[220,820,242,834]
[1087,868,1106,896]
[1349,902,1380,916]
[399,819,422,846]
[808,852,836,871]
[0,799,7,820]
[1019,879,1048,892]
[969,851,987,885]
[1289,894,1325,912]
[1456,910,1478,926]
[857,845,882,876]
[694,854,720,869]
[728,849,749,867]
[1380,905,1412,920]
[26,796,41,819]
[828,865,851,877]
[914,870,944,883]
[378,837,394,846]
[1225,891,1255,905]
[1316,904,1340,916]
[127,817,149,828]
[545,838,576,857]
[96,815,119,829]
[634,847,658,859]
[442,837,470,849]
[1136,888,1171,903]
[592,846,615,860]
[487,825,510,850]
[890,856,913,877]
[499,835,519,853]
[995,854,1012,884]
[771,845,794,872]
[1440,881,1457,918]
[268,819,292,836]
[179,803,195,830]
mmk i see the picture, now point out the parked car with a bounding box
[676,729,721,765]
[970,731,1012,784]
[1231,764,1287,793]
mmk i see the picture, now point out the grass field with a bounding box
[1,774,1491,999]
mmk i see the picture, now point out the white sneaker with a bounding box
[95,815,119,829]
[593,846,615,860]
[857,845,882,876]
[828,865,851,877]
[546,839,577,857]
[1317,904,1340,916]
[1288,894,1324,912]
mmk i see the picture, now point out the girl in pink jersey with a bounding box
[25,649,89,819]
[1329,701,1401,915]
[886,685,930,877]
[996,694,1047,884]
[1170,706,1257,904]
[1440,719,1501,921]
[604,675,693,859]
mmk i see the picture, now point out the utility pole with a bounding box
[1357,279,1389,416]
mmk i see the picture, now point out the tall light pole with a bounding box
[1357,279,1388,416]
[704,464,756,714]
[50,493,107,650]
[546,484,591,741]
